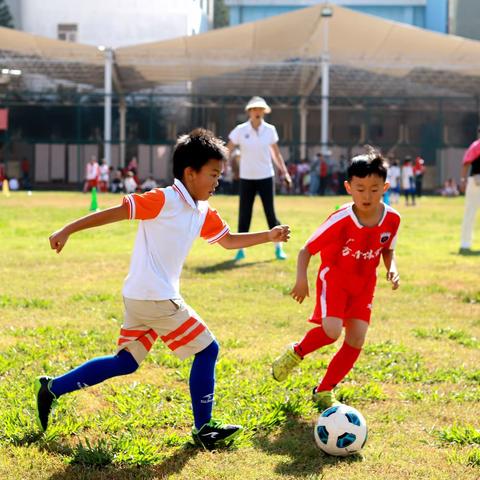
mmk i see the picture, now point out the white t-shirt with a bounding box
[86,161,99,180]
[401,165,414,189]
[122,179,229,300]
[229,120,279,180]
[99,164,110,182]
[388,165,400,189]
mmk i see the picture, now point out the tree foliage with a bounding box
[214,0,229,29]
[0,0,14,28]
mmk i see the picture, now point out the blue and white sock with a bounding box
[189,340,219,430]
[49,349,138,397]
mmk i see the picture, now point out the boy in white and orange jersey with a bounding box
[35,129,290,450]
[272,148,400,410]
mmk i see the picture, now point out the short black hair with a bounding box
[173,128,228,180]
[347,146,387,181]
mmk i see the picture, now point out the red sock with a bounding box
[316,342,361,392]
[294,326,337,358]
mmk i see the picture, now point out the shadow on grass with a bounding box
[253,417,363,477]
[46,442,200,480]
[457,249,480,256]
[193,258,273,274]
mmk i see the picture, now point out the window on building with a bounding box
[57,24,78,42]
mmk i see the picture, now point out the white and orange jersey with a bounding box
[122,178,229,300]
[306,203,400,279]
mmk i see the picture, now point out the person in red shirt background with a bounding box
[272,147,400,410]
[413,156,426,198]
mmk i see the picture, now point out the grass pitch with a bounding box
[0,192,479,479]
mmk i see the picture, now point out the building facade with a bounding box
[449,0,480,41]
[225,0,448,33]
[5,0,214,47]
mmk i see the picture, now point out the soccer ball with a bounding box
[314,404,368,456]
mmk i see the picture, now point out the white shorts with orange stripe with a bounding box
[117,297,215,363]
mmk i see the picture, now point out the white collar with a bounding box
[248,119,265,133]
[172,178,198,210]
[348,203,387,228]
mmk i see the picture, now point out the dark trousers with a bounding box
[238,177,280,233]
[415,175,423,197]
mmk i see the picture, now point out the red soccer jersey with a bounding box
[306,203,401,278]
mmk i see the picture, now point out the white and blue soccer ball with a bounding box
[314,404,368,456]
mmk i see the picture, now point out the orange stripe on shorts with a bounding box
[121,328,150,337]
[168,324,206,351]
[160,317,197,343]
[148,329,159,341]
[138,335,153,351]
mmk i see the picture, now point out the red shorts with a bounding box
[87,179,98,189]
[310,266,376,324]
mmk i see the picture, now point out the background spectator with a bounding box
[98,159,110,193]
[141,175,157,192]
[111,168,124,193]
[441,178,459,197]
[402,156,416,206]
[413,156,426,197]
[124,171,137,193]
[83,155,99,193]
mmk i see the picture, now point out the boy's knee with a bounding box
[117,349,139,374]
[206,340,220,358]
[345,336,366,349]
[322,319,343,341]
[347,337,365,349]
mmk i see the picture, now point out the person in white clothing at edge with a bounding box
[459,126,480,254]
[83,155,99,193]
[227,96,292,261]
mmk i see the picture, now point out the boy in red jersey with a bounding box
[272,148,400,410]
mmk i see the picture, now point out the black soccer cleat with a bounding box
[192,419,242,450]
[34,376,57,431]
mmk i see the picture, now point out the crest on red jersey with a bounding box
[380,232,391,244]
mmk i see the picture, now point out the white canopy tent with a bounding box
[2,3,480,96]
[115,3,480,98]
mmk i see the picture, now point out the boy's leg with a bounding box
[315,319,368,394]
[50,349,138,397]
[189,340,219,429]
[272,318,342,382]
[189,340,242,450]
[295,319,341,357]
[35,349,138,431]
[134,298,242,450]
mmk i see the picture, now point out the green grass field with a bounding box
[0,191,479,480]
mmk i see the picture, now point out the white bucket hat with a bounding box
[245,96,271,114]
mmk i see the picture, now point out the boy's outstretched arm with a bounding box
[382,249,400,290]
[290,246,312,304]
[217,225,290,250]
[49,204,129,253]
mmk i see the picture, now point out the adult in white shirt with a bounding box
[227,96,292,261]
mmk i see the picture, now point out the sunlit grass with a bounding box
[0,191,479,479]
